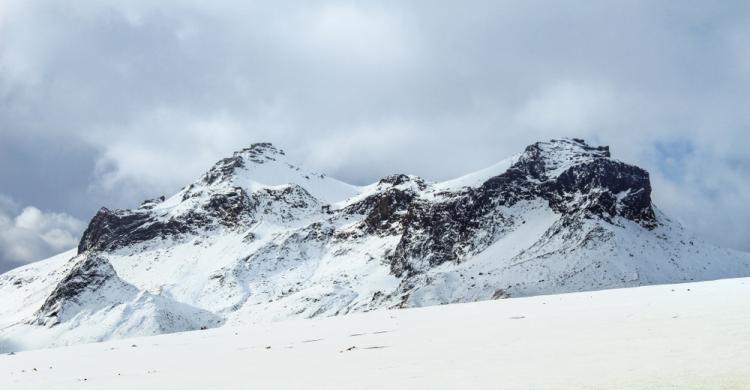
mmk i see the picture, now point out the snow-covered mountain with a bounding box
[1,138,749,352]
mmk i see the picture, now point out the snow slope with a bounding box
[1,277,748,389]
[433,154,520,191]
[0,138,749,352]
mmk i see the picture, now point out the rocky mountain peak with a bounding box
[234,142,286,163]
[200,142,287,186]
[493,138,657,228]
[516,138,611,180]
[531,138,611,160]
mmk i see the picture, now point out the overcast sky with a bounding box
[1,0,749,272]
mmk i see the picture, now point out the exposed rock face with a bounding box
[32,254,222,336]
[370,139,658,277]
[2,137,748,352]
[34,255,119,326]
[352,188,416,235]
[201,143,283,185]
[543,158,655,226]
[78,208,198,253]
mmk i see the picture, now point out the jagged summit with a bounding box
[534,137,610,157]
[433,138,609,192]
[197,138,613,195]
[201,143,287,185]
[499,138,655,228]
[515,138,611,179]
[1,137,749,352]
[235,142,286,159]
[179,142,358,206]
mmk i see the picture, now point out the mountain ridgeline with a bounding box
[1,138,748,351]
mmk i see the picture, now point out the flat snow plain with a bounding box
[2,277,748,389]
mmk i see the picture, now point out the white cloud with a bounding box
[515,81,618,134]
[0,196,85,272]
[298,3,415,67]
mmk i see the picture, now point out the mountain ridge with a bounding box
[1,138,748,352]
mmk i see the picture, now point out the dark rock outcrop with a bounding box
[542,159,655,226]
[78,207,205,253]
[349,139,658,277]
[33,255,121,326]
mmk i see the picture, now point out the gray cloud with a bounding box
[0,0,749,270]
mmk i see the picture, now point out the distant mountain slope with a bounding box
[1,138,748,352]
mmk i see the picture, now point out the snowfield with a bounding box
[2,276,748,389]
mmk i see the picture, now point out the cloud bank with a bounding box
[0,1,749,271]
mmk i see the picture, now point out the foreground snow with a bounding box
[2,277,748,389]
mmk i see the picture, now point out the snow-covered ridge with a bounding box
[151,142,359,219]
[1,138,749,352]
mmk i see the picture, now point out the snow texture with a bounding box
[1,277,749,389]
